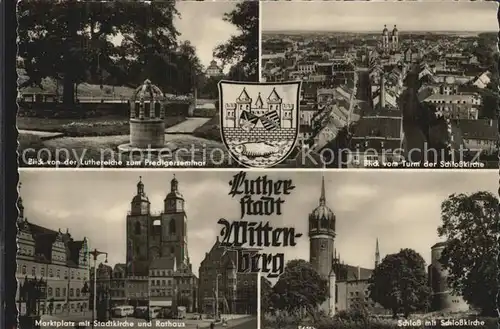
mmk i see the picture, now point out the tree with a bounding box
[214,2,258,81]
[271,259,328,315]
[260,277,274,314]
[437,191,498,316]
[17,2,186,105]
[368,249,431,318]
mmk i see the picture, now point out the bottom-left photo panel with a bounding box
[16,170,259,329]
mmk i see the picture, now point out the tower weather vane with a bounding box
[215,171,303,278]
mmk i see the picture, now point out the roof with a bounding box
[453,119,497,141]
[352,116,402,139]
[424,94,479,103]
[431,241,448,249]
[19,219,87,268]
[334,263,373,282]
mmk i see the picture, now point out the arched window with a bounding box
[135,221,141,235]
[169,219,176,234]
[56,288,60,297]
[155,102,161,118]
[22,265,27,274]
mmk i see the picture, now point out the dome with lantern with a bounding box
[308,176,336,235]
[132,176,150,204]
[131,79,165,102]
[382,25,389,35]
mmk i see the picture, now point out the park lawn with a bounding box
[17,115,187,137]
[192,114,221,142]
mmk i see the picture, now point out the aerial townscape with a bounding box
[15,177,258,329]
[261,4,498,168]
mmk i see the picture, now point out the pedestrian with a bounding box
[210,321,215,329]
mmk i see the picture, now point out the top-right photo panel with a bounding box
[261,1,498,169]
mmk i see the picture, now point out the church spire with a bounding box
[319,174,326,206]
[18,182,24,220]
[137,176,144,195]
[375,238,380,267]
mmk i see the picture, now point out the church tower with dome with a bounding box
[309,175,336,316]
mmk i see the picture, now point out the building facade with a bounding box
[16,189,90,317]
[126,176,198,311]
[198,239,259,315]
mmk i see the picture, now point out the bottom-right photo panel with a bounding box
[258,170,497,329]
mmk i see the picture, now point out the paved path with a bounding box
[18,129,64,139]
[165,118,211,134]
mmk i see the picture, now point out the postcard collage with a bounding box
[11,1,499,329]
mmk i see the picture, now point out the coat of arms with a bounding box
[218,81,301,168]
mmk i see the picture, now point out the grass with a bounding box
[17,115,187,137]
[192,114,221,142]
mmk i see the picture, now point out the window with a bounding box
[49,269,53,277]
[62,288,66,296]
[76,289,80,297]
[31,267,36,276]
[41,268,45,277]
[22,265,27,275]
[56,288,60,297]
[144,102,151,118]
[169,220,176,234]
[70,288,74,297]
[71,271,74,279]
[48,288,53,296]
[56,270,60,278]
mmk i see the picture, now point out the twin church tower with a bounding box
[127,176,192,275]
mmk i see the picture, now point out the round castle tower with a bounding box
[309,175,336,316]
[429,242,469,312]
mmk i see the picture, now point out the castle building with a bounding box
[16,185,90,316]
[198,239,259,315]
[206,59,223,78]
[428,242,469,312]
[308,177,377,314]
[382,25,399,53]
[126,176,198,311]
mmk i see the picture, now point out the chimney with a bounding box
[380,75,386,109]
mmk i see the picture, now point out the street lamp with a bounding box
[89,249,108,329]
[214,273,222,321]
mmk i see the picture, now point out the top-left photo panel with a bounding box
[17,1,259,169]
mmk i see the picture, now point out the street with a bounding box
[37,316,257,329]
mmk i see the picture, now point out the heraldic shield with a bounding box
[218,81,302,168]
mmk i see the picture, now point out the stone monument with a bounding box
[118,79,177,153]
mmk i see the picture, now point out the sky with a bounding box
[19,169,497,278]
[175,2,240,71]
[111,2,241,72]
[261,1,499,32]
